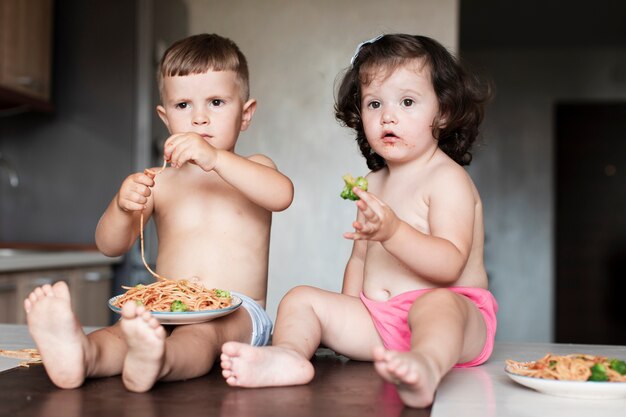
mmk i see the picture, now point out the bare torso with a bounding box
[361,151,487,301]
[149,163,270,307]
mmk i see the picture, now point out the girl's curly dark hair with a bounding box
[335,34,492,171]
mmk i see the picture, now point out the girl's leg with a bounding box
[373,289,486,408]
[121,303,252,392]
[221,285,381,387]
[24,281,128,389]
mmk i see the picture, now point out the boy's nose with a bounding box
[192,112,209,125]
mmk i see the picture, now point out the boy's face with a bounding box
[360,60,440,164]
[157,70,255,152]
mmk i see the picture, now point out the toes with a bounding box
[33,286,46,299]
[51,281,71,298]
[222,341,242,357]
[42,284,55,296]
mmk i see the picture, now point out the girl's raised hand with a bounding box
[116,170,156,212]
[343,187,400,242]
[163,132,218,171]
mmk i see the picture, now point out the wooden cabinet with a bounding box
[0,0,54,111]
[0,265,113,326]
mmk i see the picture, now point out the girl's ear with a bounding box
[156,105,170,130]
[240,99,257,131]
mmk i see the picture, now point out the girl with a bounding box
[220,34,496,409]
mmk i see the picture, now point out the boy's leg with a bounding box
[121,303,252,392]
[372,289,486,408]
[24,281,127,389]
[221,285,381,387]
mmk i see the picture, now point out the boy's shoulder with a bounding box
[247,153,277,169]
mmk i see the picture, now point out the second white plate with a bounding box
[505,369,626,399]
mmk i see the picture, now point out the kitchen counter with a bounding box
[1,324,626,416]
[0,249,121,273]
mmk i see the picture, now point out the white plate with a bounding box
[108,295,242,325]
[505,368,626,399]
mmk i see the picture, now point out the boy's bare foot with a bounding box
[372,346,440,408]
[120,302,166,392]
[24,281,88,389]
[220,342,314,387]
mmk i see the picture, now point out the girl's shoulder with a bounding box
[428,152,475,190]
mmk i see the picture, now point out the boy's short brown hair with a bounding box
[158,33,250,100]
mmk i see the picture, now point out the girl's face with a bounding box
[360,61,440,166]
[157,70,255,152]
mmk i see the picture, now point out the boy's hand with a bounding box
[163,132,218,171]
[117,169,156,212]
[343,187,400,242]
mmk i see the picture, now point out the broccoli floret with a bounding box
[610,359,626,375]
[588,363,609,381]
[340,174,368,201]
[170,300,188,312]
[214,289,231,298]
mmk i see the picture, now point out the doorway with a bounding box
[555,103,626,344]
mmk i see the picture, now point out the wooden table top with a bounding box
[0,348,428,417]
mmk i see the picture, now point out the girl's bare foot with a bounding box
[120,302,166,392]
[24,281,88,389]
[372,346,440,408]
[220,342,314,387]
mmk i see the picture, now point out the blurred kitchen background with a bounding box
[0,0,624,344]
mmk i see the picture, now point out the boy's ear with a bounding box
[156,105,170,130]
[240,99,257,132]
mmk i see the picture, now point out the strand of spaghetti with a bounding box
[140,158,168,281]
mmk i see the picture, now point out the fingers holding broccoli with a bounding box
[340,174,368,201]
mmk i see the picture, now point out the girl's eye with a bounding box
[367,101,381,109]
[402,98,414,107]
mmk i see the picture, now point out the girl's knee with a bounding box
[411,289,466,314]
[278,285,335,316]
[279,285,318,308]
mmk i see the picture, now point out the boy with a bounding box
[24,33,293,392]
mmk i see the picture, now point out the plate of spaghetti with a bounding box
[108,279,242,325]
[505,354,626,399]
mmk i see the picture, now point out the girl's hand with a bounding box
[343,187,400,242]
[116,170,156,212]
[163,132,218,171]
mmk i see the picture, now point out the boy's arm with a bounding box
[214,150,294,212]
[95,171,156,257]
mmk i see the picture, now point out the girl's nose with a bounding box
[381,110,397,125]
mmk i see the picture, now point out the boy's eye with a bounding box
[402,98,414,107]
[210,99,225,107]
[175,102,188,109]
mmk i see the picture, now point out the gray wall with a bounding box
[465,46,626,341]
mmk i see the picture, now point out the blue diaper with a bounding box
[232,292,273,346]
